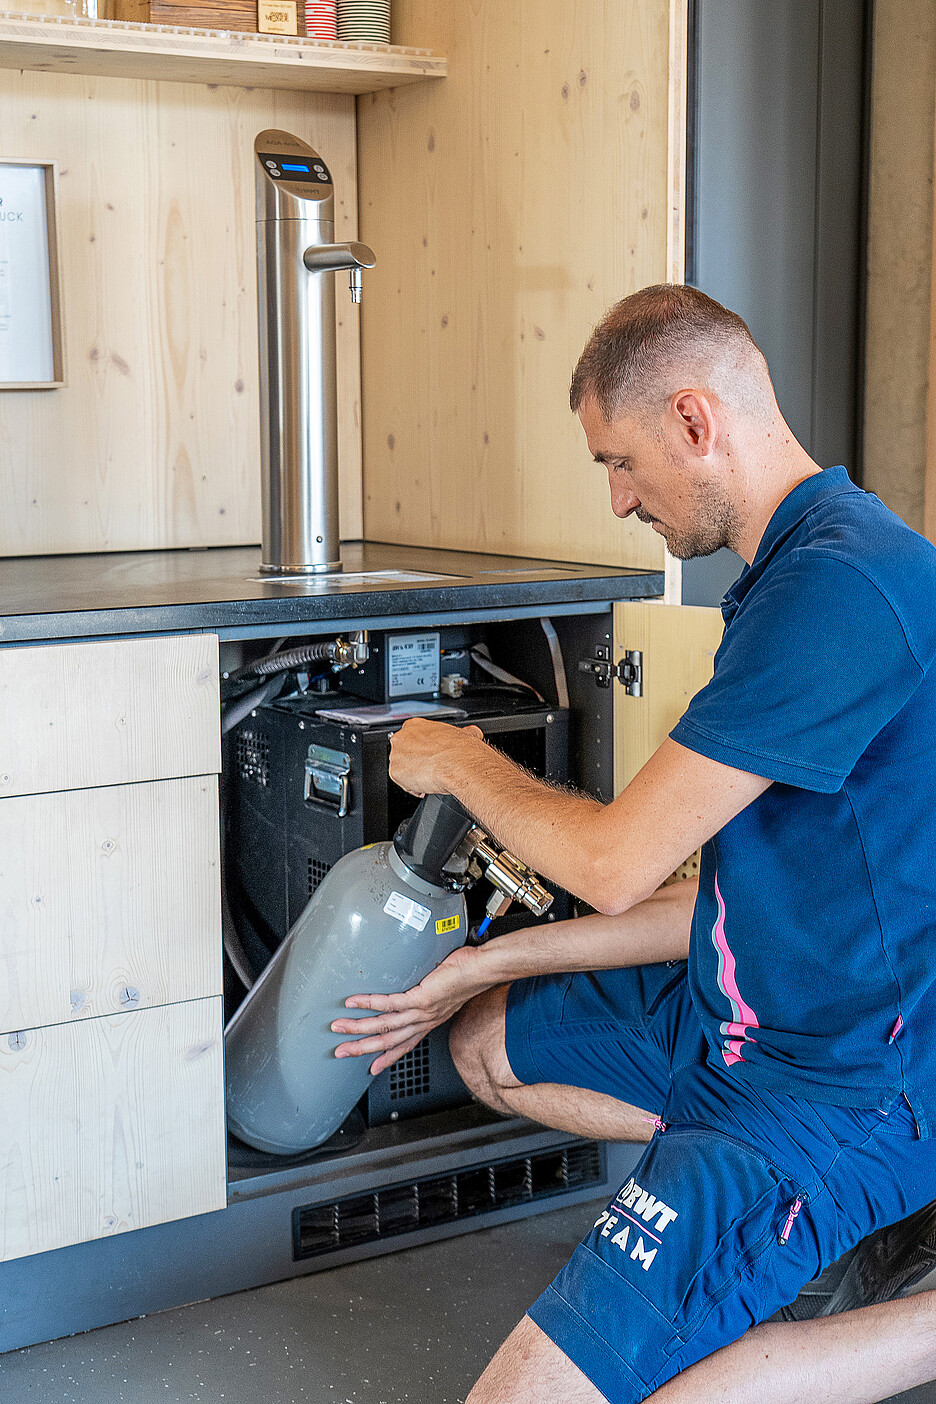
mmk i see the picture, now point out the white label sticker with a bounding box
[383,891,431,932]
[387,631,440,698]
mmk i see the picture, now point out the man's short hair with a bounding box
[570,283,768,421]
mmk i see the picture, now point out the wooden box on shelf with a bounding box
[100,0,259,28]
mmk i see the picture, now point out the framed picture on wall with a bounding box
[0,160,65,390]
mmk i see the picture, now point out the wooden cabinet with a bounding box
[0,634,226,1263]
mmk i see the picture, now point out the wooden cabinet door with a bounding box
[612,601,725,793]
[0,776,222,1033]
[0,997,226,1263]
[0,634,220,798]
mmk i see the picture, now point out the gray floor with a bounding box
[3,1199,936,1404]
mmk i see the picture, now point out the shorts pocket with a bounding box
[581,1122,811,1377]
[659,1125,811,1348]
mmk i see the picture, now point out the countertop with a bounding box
[0,541,664,643]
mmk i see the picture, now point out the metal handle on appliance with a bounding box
[304,746,352,818]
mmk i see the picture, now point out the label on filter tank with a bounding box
[383,891,431,932]
[436,915,460,935]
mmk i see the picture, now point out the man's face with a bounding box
[577,395,736,560]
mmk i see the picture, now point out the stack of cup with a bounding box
[336,0,390,43]
[305,0,337,38]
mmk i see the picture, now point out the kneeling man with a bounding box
[334,285,936,1404]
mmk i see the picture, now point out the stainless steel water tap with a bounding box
[254,130,376,576]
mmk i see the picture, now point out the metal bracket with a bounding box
[304,744,352,817]
[578,646,643,696]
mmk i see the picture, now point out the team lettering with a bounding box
[591,1178,679,1273]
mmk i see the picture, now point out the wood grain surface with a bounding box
[925,90,936,545]
[0,634,220,795]
[0,996,226,1261]
[357,0,684,569]
[0,776,221,1033]
[613,600,723,793]
[0,71,362,554]
[0,15,445,93]
[864,0,936,536]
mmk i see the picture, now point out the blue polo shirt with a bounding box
[670,466,936,1134]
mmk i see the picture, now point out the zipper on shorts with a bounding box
[778,1197,803,1246]
[641,1116,667,1134]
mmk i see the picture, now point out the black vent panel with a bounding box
[292,1142,604,1260]
[236,729,270,787]
[307,857,332,899]
[388,1041,431,1101]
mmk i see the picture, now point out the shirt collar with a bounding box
[723,466,857,619]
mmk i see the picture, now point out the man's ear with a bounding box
[670,390,718,456]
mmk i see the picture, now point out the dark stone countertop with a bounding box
[0,542,664,643]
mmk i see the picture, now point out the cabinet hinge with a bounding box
[578,647,643,696]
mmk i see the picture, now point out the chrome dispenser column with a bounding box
[255,130,375,576]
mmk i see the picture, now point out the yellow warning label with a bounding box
[436,915,460,935]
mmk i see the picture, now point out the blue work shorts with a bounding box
[504,962,936,1404]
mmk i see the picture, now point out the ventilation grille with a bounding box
[292,1142,603,1260]
[307,857,332,899]
[388,1041,431,1101]
[236,729,270,787]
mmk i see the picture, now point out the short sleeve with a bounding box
[670,553,924,792]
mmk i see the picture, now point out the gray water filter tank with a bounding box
[225,835,468,1155]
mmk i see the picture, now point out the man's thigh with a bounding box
[503,961,696,1108]
[528,1113,816,1403]
[523,1069,936,1404]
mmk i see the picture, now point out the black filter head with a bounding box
[393,793,475,887]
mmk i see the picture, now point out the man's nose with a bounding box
[609,482,640,519]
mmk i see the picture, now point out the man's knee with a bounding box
[450,984,522,1109]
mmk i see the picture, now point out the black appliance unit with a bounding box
[224,683,570,1129]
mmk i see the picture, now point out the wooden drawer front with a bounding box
[0,777,221,1033]
[0,997,226,1262]
[0,634,220,798]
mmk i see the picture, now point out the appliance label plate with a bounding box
[388,631,440,698]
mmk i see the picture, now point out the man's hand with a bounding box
[389,718,485,797]
[331,943,493,1075]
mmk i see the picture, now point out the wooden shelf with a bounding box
[0,11,446,91]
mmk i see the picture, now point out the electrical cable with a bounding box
[221,674,284,735]
[539,617,570,709]
[470,644,545,701]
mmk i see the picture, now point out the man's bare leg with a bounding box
[467,1292,936,1404]
[449,985,655,1142]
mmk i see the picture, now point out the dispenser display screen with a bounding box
[258,152,332,185]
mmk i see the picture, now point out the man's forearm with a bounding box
[437,740,610,904]
[389,720,770,915]
[469,879,696,987]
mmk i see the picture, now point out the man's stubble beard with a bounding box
[636,479,740,561]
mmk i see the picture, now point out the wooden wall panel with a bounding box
[864,0,936,536]
[0,997,226,1262]
[357,0,685,569]
[0,73,362,556]
[0,634,220,795]
[0,777,221,1032]
[925,94,936,544]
